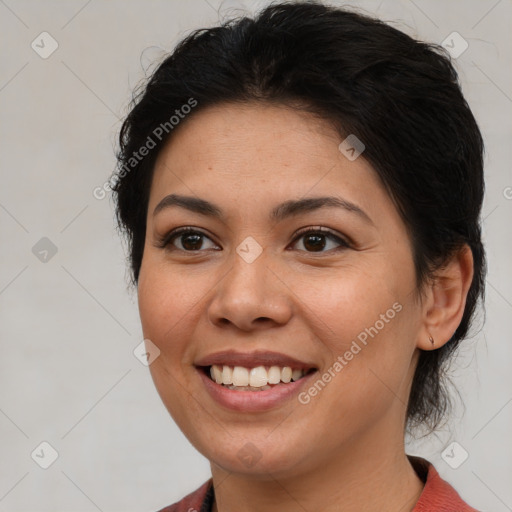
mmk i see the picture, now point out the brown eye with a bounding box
[291,228,349,253]
[161,228,218,252]
[178,232,204,251]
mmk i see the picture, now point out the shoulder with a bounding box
[409,456,480,512]
[155,479,212,512]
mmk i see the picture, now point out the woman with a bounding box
[112,2,485,510]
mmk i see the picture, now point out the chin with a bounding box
[191,428,310,478]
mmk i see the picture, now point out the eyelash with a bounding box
[157,226,350,254]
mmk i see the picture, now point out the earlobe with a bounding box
[418,245,474,351]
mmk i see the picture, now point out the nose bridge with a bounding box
[208,240,291,329]
[230,240,269,294]
[224,241,273,306]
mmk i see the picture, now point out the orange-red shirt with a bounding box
[157,456,479,512]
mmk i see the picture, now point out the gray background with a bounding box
[0,0,511,510]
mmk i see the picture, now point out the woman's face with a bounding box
[138,102,424,478]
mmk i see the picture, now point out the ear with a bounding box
[417,244,474,351]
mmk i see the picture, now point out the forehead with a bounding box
[148,102,391,223]
[156,103,340,173]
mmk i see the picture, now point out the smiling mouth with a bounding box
[200,364,317,391]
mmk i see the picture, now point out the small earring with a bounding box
[428,334,435,347]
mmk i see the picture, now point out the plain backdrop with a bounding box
[1,1,511,511]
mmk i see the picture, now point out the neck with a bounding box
[210,419,424,512]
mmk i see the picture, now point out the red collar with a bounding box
[409,456,479,511]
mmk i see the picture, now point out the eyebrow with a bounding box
[153,193,374,225]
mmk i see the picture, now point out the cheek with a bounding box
[290,260,417,403]
[137,257,200,342]
[291,261,407,342]
[136,255,222,384]
[137,259,191,371]
[138,268,168,343]
[137,263,195,419]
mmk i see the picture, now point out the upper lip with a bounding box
[195,350,316,370]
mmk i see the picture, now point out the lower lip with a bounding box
[197,368,317,412]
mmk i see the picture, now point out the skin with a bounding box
[137,102,474,512]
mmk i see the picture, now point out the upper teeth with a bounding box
[209,365,306,387]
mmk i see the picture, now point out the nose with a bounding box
[207,250,293,332]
